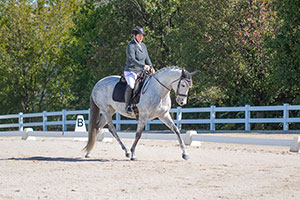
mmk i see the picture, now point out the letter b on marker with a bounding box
[75,115,87,132]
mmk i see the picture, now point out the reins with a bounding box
[153,75,173,91]
[152,70,192,97]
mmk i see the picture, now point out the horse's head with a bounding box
[172,69,198,106]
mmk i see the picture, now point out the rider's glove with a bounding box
[144,65,151,71]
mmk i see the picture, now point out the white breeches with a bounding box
[124,71,137,89]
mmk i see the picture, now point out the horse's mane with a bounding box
[155,66,182,74]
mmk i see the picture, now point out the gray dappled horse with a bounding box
[84,66,197,160]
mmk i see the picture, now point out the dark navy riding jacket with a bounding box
[124,39,152,73]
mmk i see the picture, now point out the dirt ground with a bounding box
[0,135,300,200]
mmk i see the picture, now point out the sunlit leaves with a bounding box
[0,0,81,113]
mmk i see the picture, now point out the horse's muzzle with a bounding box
[176,96,187,106]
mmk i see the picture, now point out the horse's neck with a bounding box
[155,69,181,88]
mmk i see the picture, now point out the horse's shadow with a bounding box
[5,156,129,163]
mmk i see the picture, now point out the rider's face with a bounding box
[134,34,144,43]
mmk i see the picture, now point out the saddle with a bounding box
[112,73,148,105]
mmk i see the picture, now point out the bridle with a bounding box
[153,70,193,97]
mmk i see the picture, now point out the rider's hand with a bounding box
[151,67,155,74]
[144,65,151,71]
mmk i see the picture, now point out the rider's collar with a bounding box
[134,39,141,45]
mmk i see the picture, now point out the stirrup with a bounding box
[126,105,133,114]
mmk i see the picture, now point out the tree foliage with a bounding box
[0,0,299,115]
[266,0,300,104]
[0,0,81,113]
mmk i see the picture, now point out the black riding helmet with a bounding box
[131,27,145,35]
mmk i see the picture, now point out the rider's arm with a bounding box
[144,44,152,67]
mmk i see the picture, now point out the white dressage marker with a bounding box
[22,128,36,140]
[75,115,86,132]
[73,128,111,142]
[290,136,300,153]
[22,128,32,140]
[97,128,113,143]
[184,130,201,147]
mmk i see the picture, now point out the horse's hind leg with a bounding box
[130,119,146,161]
[159,113,189,160]
[107,120,130,158]
[103,110,130,158]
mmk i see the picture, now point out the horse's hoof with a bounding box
[182,154,189,160]
[85,153,91,158]
[130,157,137,161]
[125,152,130,158]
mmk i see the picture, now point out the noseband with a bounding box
[153,71,192,97]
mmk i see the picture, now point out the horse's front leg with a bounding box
[103,112,130,158]
[159,113,189,160]
[130,119,147,161]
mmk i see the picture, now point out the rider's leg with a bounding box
[124,85,133,114]
[124,71,137,114]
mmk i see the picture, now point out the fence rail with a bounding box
[1,104,300,132]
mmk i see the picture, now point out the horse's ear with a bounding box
[182,69,187,78]
[190,70,199,76]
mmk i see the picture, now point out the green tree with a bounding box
[0,0,81,113]
[173,0,276,107]
[266,0,300,104]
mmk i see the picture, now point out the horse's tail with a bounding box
[83,96,100,153]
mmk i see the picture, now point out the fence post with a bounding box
[62,109,67,131]
[19,112,23,131]
[116,112,121,131]
[283,103,289,131]
[176,107,182,130]
[43,111,47,131]
[210,106,216,131]
[145,120,150,131]
[245,104,250,132]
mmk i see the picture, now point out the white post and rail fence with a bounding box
[1,104,300,133]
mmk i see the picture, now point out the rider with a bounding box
[124,27,154,114]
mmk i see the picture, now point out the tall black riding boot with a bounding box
[124,85,133,114]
